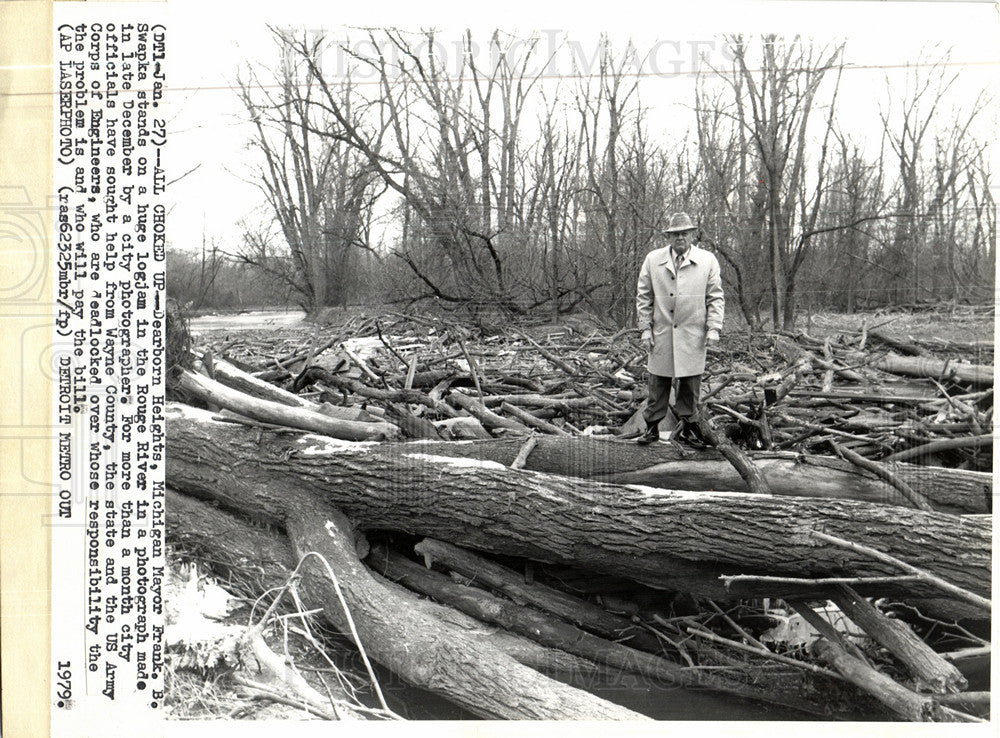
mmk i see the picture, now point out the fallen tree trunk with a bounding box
[883,434,993,464]
[830,585,967,694]
[167,405,991,618]
[812,639,938,721]
[372,436,990,514]
[166,489,644,720]
[286,504,645,719]
[447,391,532,433]
[177,369,400,441]
[870,352,993,387]
[687,410,770,496]
[204,355,312,408]
[207,357,379,424]
[827,440,935,512]
[413,538,661,651]
[370,544,849,717]
[868,330,930,357]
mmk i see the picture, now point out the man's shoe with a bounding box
[674,418,712,448]
[636,424,659,445]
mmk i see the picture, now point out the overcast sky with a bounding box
[164,0,1000,255]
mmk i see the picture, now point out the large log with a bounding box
[177,369,400,441]
[167,405,991,617]
[413,538,662,651]
[208,357,377,424]
[370,544,851,717]
[375,436,990,514]
[884,434,993,464]
[166,489,643,720]
[206,355,312,407]
[812,639,937,721]
[830,585,967,694]
[870,352,993,387]
[285,505,645,720]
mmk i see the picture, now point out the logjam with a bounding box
[176,309,993,721]
[167,405,991,619]
[166,489,644,720]
[205,318,992,474]
[830,585,967,694]
[370,543,854,717]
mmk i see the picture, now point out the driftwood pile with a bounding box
[205,311,993,470]
[165,308,992,722]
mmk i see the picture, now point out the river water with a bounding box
[187,308,308,332]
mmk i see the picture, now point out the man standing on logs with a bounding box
[636,212,725,446]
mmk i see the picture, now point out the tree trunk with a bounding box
[370,544,847,717]
[884,434,993,465]
[687,410,771,496]
[413,538,661,650]
[830,585,967,694]
[176,369,400,441]
[372,436,990,514]
[166,488,644,720]
[167,405,991,618]
[867,352,993,387]
[812,639,937,721]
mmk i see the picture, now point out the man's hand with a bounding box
[706,329,720,343]
[641,331,653,353]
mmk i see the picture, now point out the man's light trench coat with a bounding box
[636,244,725,377]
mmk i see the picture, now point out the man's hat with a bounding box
[665,212,697,233]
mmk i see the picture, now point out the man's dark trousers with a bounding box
[643,374,701,427]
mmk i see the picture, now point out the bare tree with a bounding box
[694,82,769,328]
[738,35,844,328]
[878,48,991,305]
[270,29,680,323]
[573,40,675,326]
[962,147,996,302]
[241,29,992,322]
[272,29,542,313]
[237,32,385,312]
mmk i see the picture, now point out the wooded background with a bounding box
[166,31,995,330]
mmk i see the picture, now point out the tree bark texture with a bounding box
[377,436,990,514]
[812,639,937,721]
[167,405,991,617]
[166,489,600,677]
[286,504,646,720]
[412,538,662,651]
[370,544,853,717]
[830,585,967,694]
[165,488,645,720]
